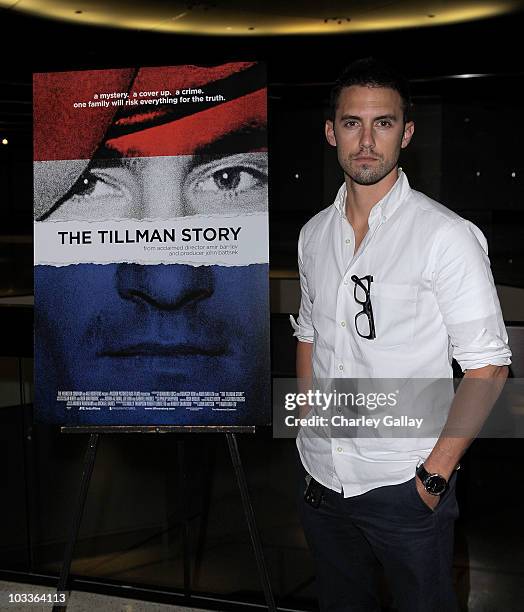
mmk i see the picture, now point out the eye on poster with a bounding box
[33,62,270,427]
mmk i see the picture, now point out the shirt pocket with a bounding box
[369,282,418,348]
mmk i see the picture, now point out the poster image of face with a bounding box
[33,63,271,426]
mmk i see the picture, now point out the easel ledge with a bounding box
[61,425,257,434]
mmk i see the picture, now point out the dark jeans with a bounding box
[298,469,459,612]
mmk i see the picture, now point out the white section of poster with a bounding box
[34,213,269,266]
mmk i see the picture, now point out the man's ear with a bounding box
[401,121,415,149]
[325,120,337,147]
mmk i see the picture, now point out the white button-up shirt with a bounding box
[291,170,511,497]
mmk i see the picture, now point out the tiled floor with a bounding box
[0,580,208,612]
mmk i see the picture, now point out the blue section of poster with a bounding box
[34,263,270,425]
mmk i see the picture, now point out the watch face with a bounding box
[426,474,447,495]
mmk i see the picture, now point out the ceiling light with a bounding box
[3,1,516,36]
[1,138,8,145]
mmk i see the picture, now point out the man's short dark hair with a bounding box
[330,57,412,123]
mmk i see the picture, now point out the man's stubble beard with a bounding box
[341,152,400,186]
[338,131,405,186]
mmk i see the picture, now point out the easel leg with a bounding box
[193,438,216,588]
[52,433,99,612]
[226,433,277,612]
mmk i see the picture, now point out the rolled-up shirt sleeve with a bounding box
[290,228,314,343]
[433,219,512,371]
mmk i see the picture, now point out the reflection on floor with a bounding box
[3,436,523,611]
[31,512,524,612]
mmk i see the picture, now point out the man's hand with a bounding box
[415,476,440,511]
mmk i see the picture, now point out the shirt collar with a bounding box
[334,168,411,225]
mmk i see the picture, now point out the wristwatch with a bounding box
[416,463,448,496]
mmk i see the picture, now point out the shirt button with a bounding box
[345,238,351,244]
[344,279,348,285]
[338,364,344,371]
[340,321,346,327]
[337,447,343,453]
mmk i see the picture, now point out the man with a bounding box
[33,62,270,426]
[291,58,511,611]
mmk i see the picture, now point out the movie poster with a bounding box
[33,62,270,426]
